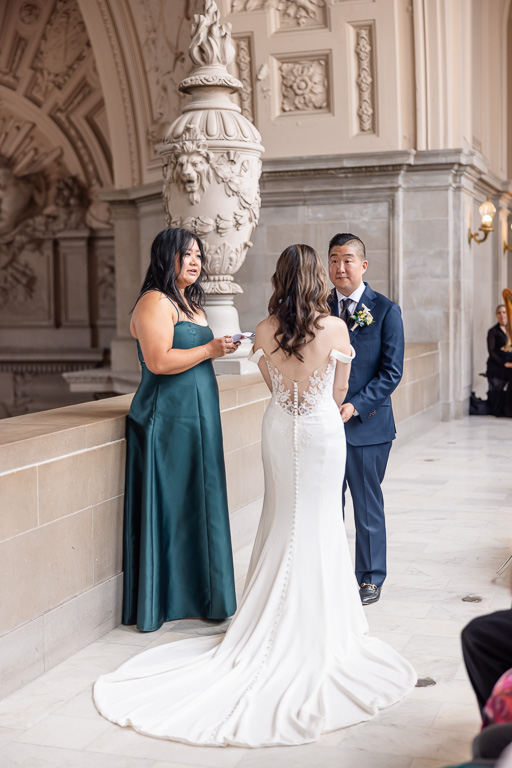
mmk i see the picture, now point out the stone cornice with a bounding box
[260,149,511,206]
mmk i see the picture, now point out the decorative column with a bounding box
[160,0,264,373]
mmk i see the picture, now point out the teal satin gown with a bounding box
[122,321,237,632]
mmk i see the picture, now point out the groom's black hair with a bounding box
[328,233,366,261]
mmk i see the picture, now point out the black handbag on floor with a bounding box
[469,392,490,415]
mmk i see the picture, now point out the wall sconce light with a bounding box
[504,223,512,254]
[468,197,496,245]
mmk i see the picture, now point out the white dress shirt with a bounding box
[336,282,365,417]
[336,281,366,319]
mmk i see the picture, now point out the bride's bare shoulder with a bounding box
[320,314,344,327]
[318,315,347,334]
[255,317,276,337]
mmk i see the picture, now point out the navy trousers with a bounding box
[342,441,392,587]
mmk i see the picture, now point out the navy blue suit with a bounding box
[329,283,404,586]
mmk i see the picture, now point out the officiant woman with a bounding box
[122,226,238,632]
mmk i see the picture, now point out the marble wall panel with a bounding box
[403,249,450,281]
[0,616,45,699]
[401,280,450,312]
[37,441,125,525]
[402,307,450,344]
[221,400,266,453]
[403,190,450,221]
[92,496,124,585]
[403,219,450,253]
[43,575,122,670]
[392,380,412,423]
[224,448,243,512]
[0,467,37,541]
[0,509,94,637]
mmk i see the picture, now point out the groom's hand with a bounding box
[340,403,355,423]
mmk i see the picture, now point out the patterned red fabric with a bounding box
[483,668,512,728]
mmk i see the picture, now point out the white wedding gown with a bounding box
[93,348,416,748]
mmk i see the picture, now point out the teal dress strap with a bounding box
[164,295,180,315]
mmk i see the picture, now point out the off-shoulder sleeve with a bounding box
[249,348,266,364]
[330,346,356,364]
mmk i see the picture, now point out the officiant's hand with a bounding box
[206,336,240,359]
[340,403,355,423]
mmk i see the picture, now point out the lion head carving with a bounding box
[170,126,213,205]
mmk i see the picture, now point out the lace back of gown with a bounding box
[265,355,336,416]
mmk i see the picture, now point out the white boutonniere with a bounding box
[351,304,374,328]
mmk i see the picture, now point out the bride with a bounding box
[93,243,416,748]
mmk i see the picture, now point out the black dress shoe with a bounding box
[359,583,381,605]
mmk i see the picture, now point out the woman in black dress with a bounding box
[486,304,512,416]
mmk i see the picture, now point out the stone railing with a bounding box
[0,343,438,699]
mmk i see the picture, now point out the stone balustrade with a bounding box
[0,342,439,699]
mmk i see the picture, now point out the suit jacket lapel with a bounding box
[349,283,376,340]
[328,288,339,317]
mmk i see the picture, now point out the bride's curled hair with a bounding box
[268,244,331,360]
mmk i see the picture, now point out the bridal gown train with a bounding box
[93,348,416,748]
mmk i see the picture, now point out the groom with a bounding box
[328,233,404,605]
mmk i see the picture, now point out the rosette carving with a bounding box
[280,58,328,113]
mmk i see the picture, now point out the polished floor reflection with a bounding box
[0,415,510,768]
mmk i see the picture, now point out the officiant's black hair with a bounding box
[133,227,207,318]
[328,233,366,261]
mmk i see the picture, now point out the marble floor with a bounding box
[0,415,511,768]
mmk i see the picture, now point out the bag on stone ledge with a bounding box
[469,392,490,415]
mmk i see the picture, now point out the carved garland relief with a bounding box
[230,0,326,29]
[232,37,255,122]
[354,26,374,133]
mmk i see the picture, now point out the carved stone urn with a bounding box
[160,0,264,372]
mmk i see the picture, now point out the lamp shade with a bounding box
[479,197,496,229]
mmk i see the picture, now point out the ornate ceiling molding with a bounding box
[27,0,90,104]
[0,0,113,190]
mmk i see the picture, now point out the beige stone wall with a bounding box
[0,397,129,697]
